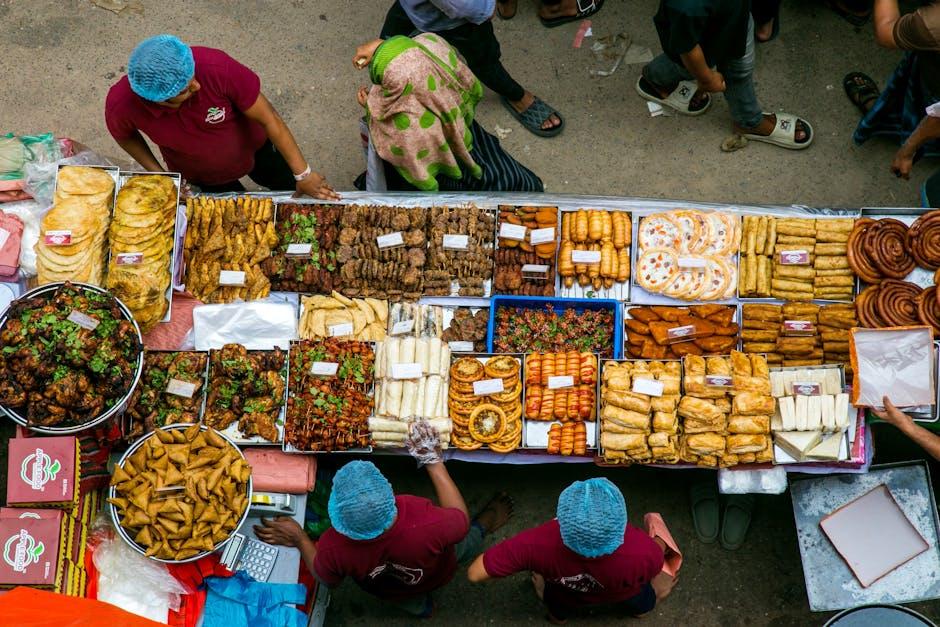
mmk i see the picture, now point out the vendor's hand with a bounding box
[294,171,340,201]
[254,516,307,548]
[179,179,194,198]
[405,419,443,467]
[354,39,382,70]
[891,148,915,180]
[357,86,369,108]
[871,396,915,430]
[698,70,726,93]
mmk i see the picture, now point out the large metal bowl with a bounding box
[0,282,144,434]
[109,423,253,563]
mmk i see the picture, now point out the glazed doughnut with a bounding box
[876,279,922,326]
[855,285,888,328]
[907,210,940,271]
[918,286,940,335]
[847,218,882,284]
[868,219,916,279]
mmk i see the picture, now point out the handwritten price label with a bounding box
[286,243,313,256]
[67,310,99,331]
[529,228,555,245]
[166,379,198,398]
[310,362,339,376]
[473,378,504,396]
[499,223,527,241]
[442,234,469,250]
[377,231,404,249]
[632,378,664,397]
[218,270,246,286]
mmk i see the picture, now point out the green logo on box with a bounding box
[3,529,44,572]
[20,448,61,491]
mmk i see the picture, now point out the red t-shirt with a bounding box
[105,46,267,185]
[483,520,663,609]
[313,495,470,601]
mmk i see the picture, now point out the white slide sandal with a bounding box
[742,112,814,150]
[635,78,711,116]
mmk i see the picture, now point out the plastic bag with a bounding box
[850,327,935,409]
[0,132,59,180]
[192,301,297,350]
[1,198,46,277]
[23,149,113,207]
[93,527,187,622]
[718,466,788,495]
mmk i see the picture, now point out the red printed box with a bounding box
[0,513,63,587]
[6,437,78,508]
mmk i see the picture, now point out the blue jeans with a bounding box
[643,17,763,129]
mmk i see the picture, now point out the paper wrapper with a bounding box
[850,326,935,408]
[193,301,297,350]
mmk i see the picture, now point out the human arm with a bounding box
[467,554,492,583]
[242,93,339,200]
[425,462,469,520]
[873,0,901,48]
[871,396,940,461]
[253,516,318,576]
[891,112,940,178]
[679,45,725,93]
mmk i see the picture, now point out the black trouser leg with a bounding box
[247,140,296,191]
[439,20,526,102]
[380,1,418,38]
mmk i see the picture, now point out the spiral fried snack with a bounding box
[907,210,940,271]
[918,286,940,335]
[855,286,888,328]
[868,219,916,279]
[847,218,881,284]
[876,279,923,326]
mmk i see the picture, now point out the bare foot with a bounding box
[734,113,810,143]
[755,19,774,42]
[651,571,678,602]
[509,91,561,130]
[473,492,514,534]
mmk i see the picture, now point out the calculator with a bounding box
[220,533,279,582]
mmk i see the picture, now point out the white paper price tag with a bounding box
[547,375,574,389]
[632,378,664,397]
[391,362,423,379]
[572,250,601,264]
[219,270,246,286]
[286,243,313,256]
[473,378,504,396]
[166,378,197,398]
[499,223,527,241]
[448,341,475,352]
[329,322,354,337]
[67,310,99,331]
[678,256,707,269]
[529,228,555,245]
[377,231,404,249]
[310,362,339,376]
[391,319,415,335]
[442,234,469,250]
[521,264,550,274]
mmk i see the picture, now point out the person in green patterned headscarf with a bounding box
[355,34,543,193]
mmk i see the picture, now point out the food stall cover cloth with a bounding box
[0,586,164,626]
[203,571,307,627]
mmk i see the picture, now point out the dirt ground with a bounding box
[3,0,940,624]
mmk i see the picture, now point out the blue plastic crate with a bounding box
[487,295,623,358]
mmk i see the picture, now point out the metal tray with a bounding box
[109,423,252,564]
[0,282,144,434]
[449,352,525,453]
[622,302,741,360]
[123,349,210,439]
[557,207,632,302]
[521,351,599,454]
[494,205,560,297]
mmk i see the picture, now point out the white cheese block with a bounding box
[775,430,823,461]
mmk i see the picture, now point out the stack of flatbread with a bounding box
[36,166,115,286]
[106,175,178,331]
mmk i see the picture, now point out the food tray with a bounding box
[556,208,632,302]
[108,423,253,563]
[426,205,497,298]
[622,303,741,361]
[494,205,559,298]
[114,171,182,325]
[487,295,623,359]
[449,352,525,453]
[282,339,374,454]
[0,282,144,434]
[520,351,599,453]
[204,347,287,445]
[855,211,935,295]
[123,349,210,439]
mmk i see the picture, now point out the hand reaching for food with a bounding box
[406,419,443,466]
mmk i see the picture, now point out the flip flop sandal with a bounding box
[496,0,517,20]
[689,481,720,544]
[720,494,756,551]
[636,77,711,116]
[539,0,606,28]
[502,96,565,138]
[741,112,814,150]
[843,72,880,115]
[825,0,871,26]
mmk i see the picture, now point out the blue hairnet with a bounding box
[557,478,627,558]
[328,461,397,540]
[128,35,195,102]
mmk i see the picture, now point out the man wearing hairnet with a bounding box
[256,424,513,617]
[105,34,338,199]
[468,478,677,622]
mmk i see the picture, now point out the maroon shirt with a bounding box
[105,46,267,185]
[313,495,470,601]
[483,520,663,609]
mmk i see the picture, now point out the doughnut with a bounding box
[876,279,922,326]
[855,286,886,328]
[847,218,882,284]
[868,219,915,279]
[917,286,940,335]
[907,210,940,271]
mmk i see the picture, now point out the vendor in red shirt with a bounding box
[105,34,338,199]
[468,478,677,623]
[256,449,513,618]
